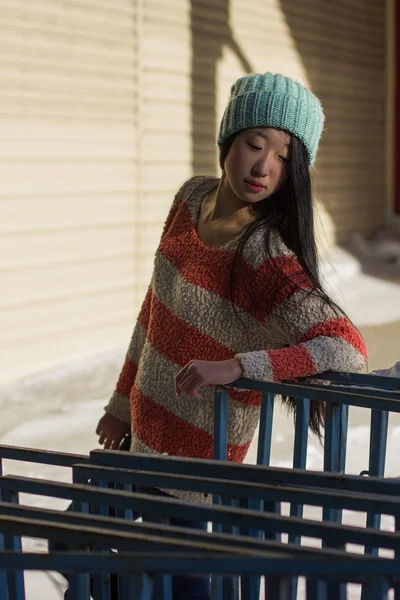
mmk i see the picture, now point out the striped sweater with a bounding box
[106,176,366,490]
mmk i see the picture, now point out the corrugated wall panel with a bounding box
[0,1,138,384]
[135,0,191,300]
[0,0,388,385]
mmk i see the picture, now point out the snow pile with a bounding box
[349,228,400,265]
[0,347,124,438]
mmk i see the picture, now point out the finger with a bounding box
[187,381,202,398]
[103,437,112,450]
[175,362,192,387]
[176,373,198,400]
[109,437,120,450]
[178,373,198,394]
[98,430,106,445]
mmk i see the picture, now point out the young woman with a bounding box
[94,72,366,600]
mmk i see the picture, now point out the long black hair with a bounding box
[220,132,350,438]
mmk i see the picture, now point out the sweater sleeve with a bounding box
[104,177,200,422]
[104,280,152,423]
[235,257,367,383]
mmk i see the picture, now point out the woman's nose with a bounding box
[252,153,271,177]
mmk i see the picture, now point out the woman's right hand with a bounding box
[96,413,130,450]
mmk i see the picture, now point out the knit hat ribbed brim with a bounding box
[217,73,324,167]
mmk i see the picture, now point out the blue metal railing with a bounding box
[0,370,399,600]
[214,372,400,599]
[0,472,399,600]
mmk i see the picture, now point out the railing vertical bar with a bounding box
[394,514,400,600]
[257,392,280,543]
[213,387,229,463]
[0,457,8,600]
[238,392,275,600]
[257,392,275,466]
[265,575,290,600]
[289,397,310,540]
[365,410,389,554]
[91,479,111,600]
[323,402,348,523]
[322,402,348,600]
[68,570,93,600]
[2,489,25,600]
[306,579,329,600]
[212,387,229,600]
[288,397,310,600]
[72,470,90,515]
[362,577,390,600]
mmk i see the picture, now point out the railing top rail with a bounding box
[223,378,400,412]
[0,444,88,467]
[0,513,328,558]
[71,463,400,514]
[1,552,400,579]
[301,371,400,389]
[1,476,399,549]
[89,451,400,496]
[0,501,379,560]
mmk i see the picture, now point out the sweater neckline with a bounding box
[191,178,245,252]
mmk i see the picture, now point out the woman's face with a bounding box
[223,127,291,203]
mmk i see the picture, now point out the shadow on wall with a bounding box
[278,1,386,244]
[190,0,254,176]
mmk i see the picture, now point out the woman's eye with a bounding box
[278,155,290,164]
[248,142,262,151]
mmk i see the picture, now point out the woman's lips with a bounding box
[244,180,265,192]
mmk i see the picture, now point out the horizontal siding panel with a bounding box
[1,161,135,188]
[1,6,136,43]
[1,194,135,232]
[1,226,135,269]
[0,0,138,384]
[1,288,136,343]
[0,67,137,94]
[11,0,135,14]
[1,266,134,310]
[0,32,136,65]
[0,105,136,122]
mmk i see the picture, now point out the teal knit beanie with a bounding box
[217,72,324,167]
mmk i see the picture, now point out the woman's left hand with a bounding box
[175,358,243,399]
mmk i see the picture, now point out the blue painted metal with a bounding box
[0,457,8,600]
[2,551,400,578]
[0,500,376,565]
[4,474,400,552]
[306,580,328,600]
[290,397,311,539]
[257,392,275,466]
[72,461,400,514]
[256,393,280,540]
[0,371,399,600]
[1,489,25,600]
[364,409,389,556]
[90,479,111,600]
[322,403,348,600]
[224,377,400,413]
[214,388,229,462]
[212,387,229,600]
[323,403,348,523]
[88,449,400,496]
[289,400,311,600]
[0,445,88,467]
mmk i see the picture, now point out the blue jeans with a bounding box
[51,485,211,600]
